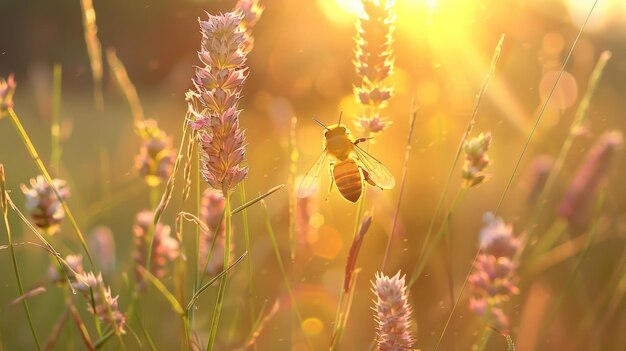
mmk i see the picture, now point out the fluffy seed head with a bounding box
[133,210,179,290]
[20,175,70,235]
[0,74,16,118]
[189,11,250,194]
[558,131,622,227]
[235,0,264,52]
[353,0,396,135]
[469,213,522,330]
[134,119,176,187]
[462,132,492,187]
[372,271,414,351]
[74,272,126,335]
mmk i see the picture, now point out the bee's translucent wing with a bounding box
[298,151,328,198]
[352,145,396,189]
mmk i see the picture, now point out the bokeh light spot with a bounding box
[542,32,564,56]
[310,212,325,229]
[301,317,324,336]
[310,225,343,259]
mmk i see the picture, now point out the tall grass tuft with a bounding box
[80,0,104,110]
[1,165,42,350]
[187,10,252,349]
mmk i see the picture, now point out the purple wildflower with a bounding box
[469,213,522,331]
[558,131,622,227]
[189,11,249,194]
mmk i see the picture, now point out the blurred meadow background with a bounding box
[1,0,626,350]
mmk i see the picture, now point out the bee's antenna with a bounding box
[312,118,329,130]
[338,111,343,125]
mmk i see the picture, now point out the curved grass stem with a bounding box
[7,108,95,269]
[1,188,42,350]
[381,101,418,271]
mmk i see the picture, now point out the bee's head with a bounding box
[324,124,348,138]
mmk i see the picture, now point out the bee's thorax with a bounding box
[324,125,353,161]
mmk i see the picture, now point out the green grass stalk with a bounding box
[538,193,604,341]
[381,101,418,271]
[238,182,256,327]
[329,269,360,351]
[51,63,62,174]
[259,200,313,351]
[330,191,367,349]
[80,0,104,110]
[475,326,493,351]
[409,34,504,287]
[206,195,232,351]
[7,108,95,268]
[410,187,467,288]
[1,168,42,350]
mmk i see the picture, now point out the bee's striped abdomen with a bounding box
[333,159,363,203]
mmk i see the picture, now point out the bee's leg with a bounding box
[360,167,378,187]
[353,137,372,145]
[326,162,336,202]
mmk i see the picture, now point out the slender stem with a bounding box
[144,187,160,272]
[206,195,231,351]
[1,200,42,350]
[194,153,201,292]
[7,108,95,268]
[238,183,256,327]
[330,188,367,348]
[475,326,493,351]
[410,188,467,287]
[493,1,598,215]
[539,194,604,342]
[410,34,504,287]
[329,270,360,351]
[381,101,418,271]
[51,63,62,174]
[260,201,313,351]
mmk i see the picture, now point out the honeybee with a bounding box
[298,116,395,203]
